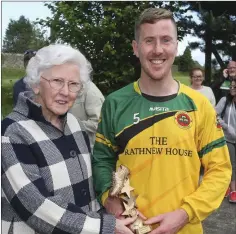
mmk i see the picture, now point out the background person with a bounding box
[92,8,231,234]
[2,44,135,234]
[215,79,236,203]
[13,49,36,106]
[190,67,216,106]
[211,60,236,103]
[70,80,105,150]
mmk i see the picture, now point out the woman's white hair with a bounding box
[24,44,92,86]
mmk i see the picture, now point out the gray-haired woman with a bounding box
[1,44,136,234]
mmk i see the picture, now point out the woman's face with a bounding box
[230,80,236,97]
[34,63,82,117]
[191,70,204,86]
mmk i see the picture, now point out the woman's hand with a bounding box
[115,216,137,234]
[104,196,124,218]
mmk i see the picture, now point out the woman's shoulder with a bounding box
[2,111,27,136]
[202,85,213,91]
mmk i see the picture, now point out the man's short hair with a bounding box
[24,49,36,68]
[134,8,177,41]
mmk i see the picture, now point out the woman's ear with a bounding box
[31,84,40,95]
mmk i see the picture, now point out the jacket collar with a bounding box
[14,91,67,124]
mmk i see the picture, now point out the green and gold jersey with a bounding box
[92,81,231,234]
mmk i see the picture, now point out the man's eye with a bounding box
[163,38,171,43]
[146,39,153,43]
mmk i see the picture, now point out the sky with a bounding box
[1,1,205,65]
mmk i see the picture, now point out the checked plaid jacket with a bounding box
[1,92,115,234]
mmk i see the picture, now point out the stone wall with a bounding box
[1,53,24,69]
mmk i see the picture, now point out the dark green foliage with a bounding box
[177,47,195,72]
[187,1,236,84]
[3,15,49,53]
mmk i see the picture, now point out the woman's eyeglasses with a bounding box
[191,75,203,79]
[41,76,83,93]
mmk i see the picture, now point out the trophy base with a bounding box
[135,225,152,234]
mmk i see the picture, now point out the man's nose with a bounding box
[153,41,163,54]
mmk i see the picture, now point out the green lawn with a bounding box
[2,68,25,119]
[1,68,189,118]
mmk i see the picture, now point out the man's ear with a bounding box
[132,40,139,58]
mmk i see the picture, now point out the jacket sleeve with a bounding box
[180,99,232,223]
[215,97,226,115]
[1,134,115,234]
[215,97,236,139]
[92,97,118,204]
[82,87,105,134]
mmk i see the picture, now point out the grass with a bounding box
[2,68,25,119]
[1,68,189,118]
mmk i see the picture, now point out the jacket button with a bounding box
[70,150,77,158]
[82,189,87,196]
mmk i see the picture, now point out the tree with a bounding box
[2,15,49,53]
[176,47,195,72]
[39,1,194,94]
[187,1,236,84]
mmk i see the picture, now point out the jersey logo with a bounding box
[149,107,169,112]
[174,111,192,129]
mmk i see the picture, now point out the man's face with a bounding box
[227,61,236,78]
[132,19,178,81]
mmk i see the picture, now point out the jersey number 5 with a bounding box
[133,113,140,124]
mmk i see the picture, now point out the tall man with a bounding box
[92,8,232,234]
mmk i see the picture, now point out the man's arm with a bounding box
[92,97,118,204]
[181,100,232,223]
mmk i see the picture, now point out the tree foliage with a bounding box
[3,15,49,53]
[187,1,236,83]
[39,1,193,94]
[178,47,195,72]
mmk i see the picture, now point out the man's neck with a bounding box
[139,74,179,97]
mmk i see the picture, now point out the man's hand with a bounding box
[104,196,125,218]
[223,69,228,79]
[144,209,189,234]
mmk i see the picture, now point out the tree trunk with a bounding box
[212,45,225,68]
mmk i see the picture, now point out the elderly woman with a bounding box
[1,44,135,234]
[190,67,216,106]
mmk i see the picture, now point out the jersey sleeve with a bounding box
[92,97,118,204]
[181,99,232,223]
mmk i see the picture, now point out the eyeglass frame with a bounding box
[191,75,203,79]
[41,76,83,93]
